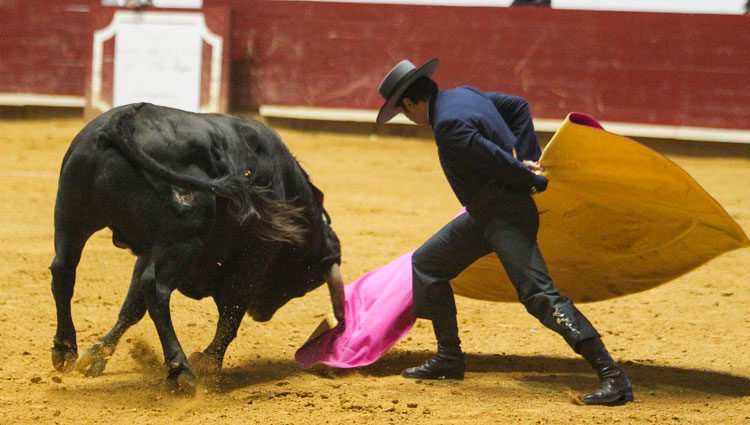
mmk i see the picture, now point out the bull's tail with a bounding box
[100,104,307,245]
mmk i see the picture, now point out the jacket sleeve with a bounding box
[435,118,539,193]
[485,92,542,161]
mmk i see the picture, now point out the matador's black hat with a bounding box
[376,58,439,124]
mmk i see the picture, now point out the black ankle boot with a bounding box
[402,317,465,380]
[578,337,634,405]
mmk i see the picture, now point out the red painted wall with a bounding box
[0,1,91,97]
[1,1,748,130]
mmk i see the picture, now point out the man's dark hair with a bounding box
[398,76,438,107]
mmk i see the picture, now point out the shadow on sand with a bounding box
[47,349,749,400]
[303,350,750,398]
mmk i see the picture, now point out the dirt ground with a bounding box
[0,116,748,425]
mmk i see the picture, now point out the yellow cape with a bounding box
[450,114,749,303]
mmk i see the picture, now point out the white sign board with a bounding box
[113,22,203,111]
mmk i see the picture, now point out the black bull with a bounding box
[49,103,345,394]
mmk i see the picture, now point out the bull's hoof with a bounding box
[166,368,197,397]
[51,343,78,373]
[75,342,113,377]
[188,351,222,376]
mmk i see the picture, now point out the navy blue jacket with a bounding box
[429,86,542,206]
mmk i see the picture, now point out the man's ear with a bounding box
[402,98,415,112]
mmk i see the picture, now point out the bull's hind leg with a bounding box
[50,227,96,372]
[76,257,148,376]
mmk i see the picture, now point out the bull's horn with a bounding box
[325,263,346,323]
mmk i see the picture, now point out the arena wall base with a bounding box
[0,93,85,108]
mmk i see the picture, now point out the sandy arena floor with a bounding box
[0,117,748,424]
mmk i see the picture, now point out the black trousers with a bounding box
[411,191,599,352]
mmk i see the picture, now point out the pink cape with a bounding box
[295,251,416,369]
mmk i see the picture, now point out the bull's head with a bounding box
[247,221,344,323]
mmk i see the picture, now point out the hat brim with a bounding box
[376,58,439,124]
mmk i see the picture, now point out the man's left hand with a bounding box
[523,160,545,174]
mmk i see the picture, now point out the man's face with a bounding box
[398,98,430,126]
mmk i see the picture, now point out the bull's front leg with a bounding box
[139,261,195,396]
[189,297,246,376]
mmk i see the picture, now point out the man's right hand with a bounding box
[531,173,548,194]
